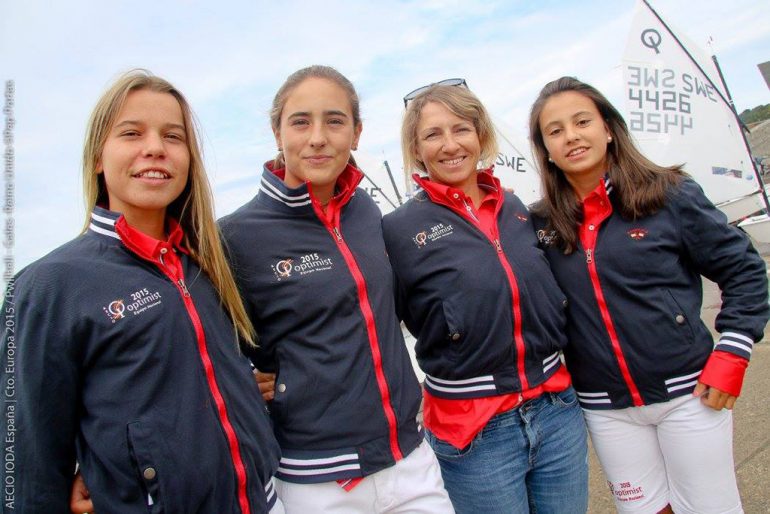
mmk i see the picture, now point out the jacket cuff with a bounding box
[714,331,755,360]
[699,350,748,397]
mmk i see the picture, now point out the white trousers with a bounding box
[275,440,455,513]
[583,394,742,514]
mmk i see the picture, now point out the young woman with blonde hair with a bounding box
[529,76,769,514]
[383,82,588,513]
[3,69,282,513]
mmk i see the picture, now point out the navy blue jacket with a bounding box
[1,207,281,514]
[533,178,769,409]
[219,164,422,484]
[382,184,569,399]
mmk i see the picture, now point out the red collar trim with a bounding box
[115,217,188,262]
[413,167,501,205]
[266,161,363,201]
[581,178,613,225]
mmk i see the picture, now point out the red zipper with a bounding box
[581,229,644,407]
[314,202,403,462]
[463,198,530,390]
[489,234,530,390]
[158,253,253,514]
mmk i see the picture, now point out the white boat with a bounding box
[738,214,770,243]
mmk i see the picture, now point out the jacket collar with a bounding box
[88,206,188,260]
[413,167,501,204]
[257,161,364,216]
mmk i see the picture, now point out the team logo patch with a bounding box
[627,228,648,240]
[103,299,126,322]
[102,287,163,323]
[516,214,528,222]
[536,229,558,247]
[412,223,454,248]
[274,259,294,278]
[271,253,334,281]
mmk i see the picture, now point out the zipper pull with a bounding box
[332,227,343,242]
[494,239,503,253]
[585,248,593,264]
[463,201,479,222]
[177,278,191,297]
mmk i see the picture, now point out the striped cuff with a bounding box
[715,331,754,359]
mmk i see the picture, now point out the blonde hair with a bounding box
[401,84,498,174]
[269,65,361,169]
[82,69,256,345]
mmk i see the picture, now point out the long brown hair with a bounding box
[269,65,361,169]
[528,76,685,253]
[82,69,256,345]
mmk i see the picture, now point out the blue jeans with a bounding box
[425,387,588,514]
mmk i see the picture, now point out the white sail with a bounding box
[354,151,406,215]
[491,116,542,206]
[621,1,760,217]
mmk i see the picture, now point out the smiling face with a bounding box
[538,90,611,195]
[415,101,481,194]
[274,77,362,202]
[98,89,190,229]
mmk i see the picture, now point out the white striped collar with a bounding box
[88,207,121,241]
[258,166,315,212]
[603,174,613,195]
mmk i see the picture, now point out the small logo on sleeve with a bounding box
[627,228,648,240]
[516,214,528,222]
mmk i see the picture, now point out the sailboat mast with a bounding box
[383,160,404,206]
[711,53,770,212]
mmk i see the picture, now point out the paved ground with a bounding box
[587,245,770,513]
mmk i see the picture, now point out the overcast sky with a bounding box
[2,0,769,271]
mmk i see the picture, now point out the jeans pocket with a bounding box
[551,387,579,408]
[425,430,476,460]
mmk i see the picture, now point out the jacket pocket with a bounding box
[127,421,175,514]
[442,301,463,362]
[660,289,696,344]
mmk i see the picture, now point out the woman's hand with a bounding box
[693,381,737,410]
[255,371,276,401]
[70,472,95,514]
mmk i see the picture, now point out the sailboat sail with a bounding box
[621,1,760,216]
[492,116,541,206]
[354,151,405,215]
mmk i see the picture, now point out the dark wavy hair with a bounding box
[529,76,685,253]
